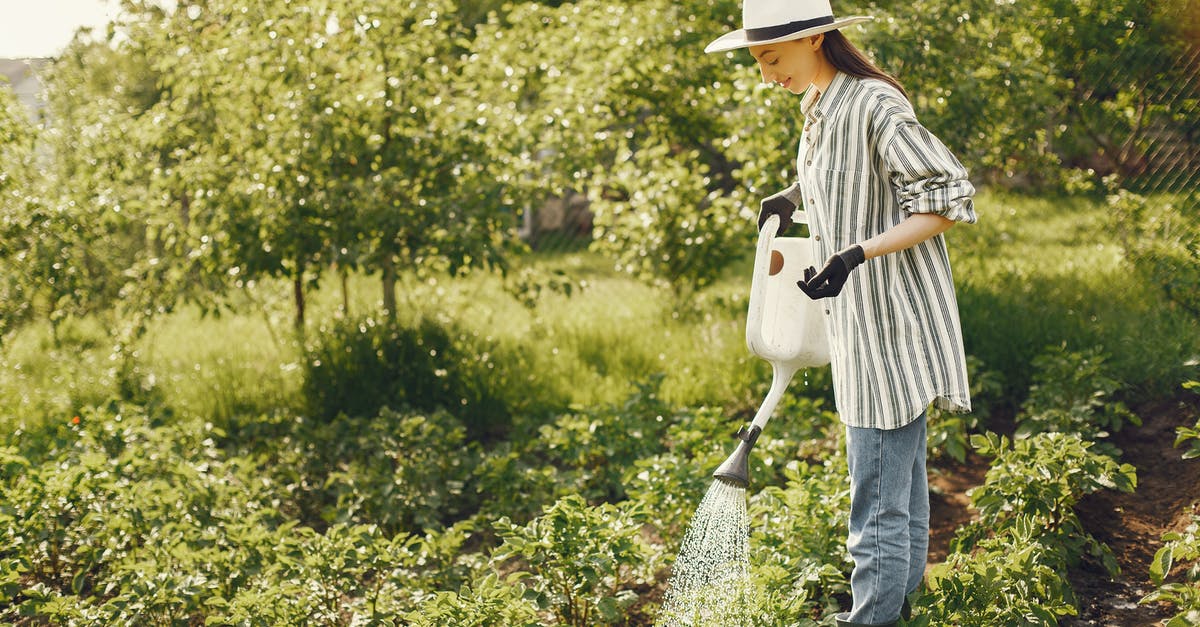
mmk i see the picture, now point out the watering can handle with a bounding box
[745,215,779,355]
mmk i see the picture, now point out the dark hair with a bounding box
[822,30,908,100]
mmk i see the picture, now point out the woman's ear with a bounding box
[810,33,825,50]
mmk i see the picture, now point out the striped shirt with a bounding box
[785,71,977,430]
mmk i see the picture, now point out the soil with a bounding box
[925,393,1200,626]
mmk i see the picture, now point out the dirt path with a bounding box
[926,393,1200,626]
[1064,395,1200,626]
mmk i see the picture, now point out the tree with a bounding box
[0,80,41,341]
[468,0,780,297]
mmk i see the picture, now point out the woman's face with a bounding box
[749,36,824,95]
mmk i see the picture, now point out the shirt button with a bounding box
[808,198,815,204]
[824,309,831,315]
[814,235,821,241]
[806,160,812,166]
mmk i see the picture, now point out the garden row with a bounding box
[2,311,1197,624]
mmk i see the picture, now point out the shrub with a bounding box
[404,571,542,627]
[915,518,1078,626]
[535,375,676,503]
[955,432,1137,578]
[1015,345,1141,453]
[302,315,565,439]
[624,451,717,558]
[919,424,1140,626]
[749,454,852,618]
[243,407,480,535]
[209,523,423,625]
[0,403,283,623]
[492,494,651,626]
[1110,188,1200,318]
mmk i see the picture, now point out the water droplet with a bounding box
[659,480,756,625]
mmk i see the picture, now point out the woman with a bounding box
[706,1,977,626]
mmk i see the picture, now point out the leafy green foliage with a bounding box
[1174,379,1200,460]
[405,571,542,627]
[956,432,1136,577]
[865,0,1198,188]
[0,81,40,341]
[927,355,1005,462]
[303,314,566,439]
[263,408,480,534]
[534,375,676,502]
[749,455,852,617]
[1110,187,1200,318]
[915,518,1079,626]
[0,403,496,624]
[913,431,1137,624]
[1142,516,1200,626]
[1015,345,1141,451]
[0,0,1194,621]
[493,495,651,626]
[466,0,761,296]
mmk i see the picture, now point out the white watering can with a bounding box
[714,211,830,487]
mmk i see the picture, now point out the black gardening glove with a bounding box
[757,190,796,237]
[798,245,866,300]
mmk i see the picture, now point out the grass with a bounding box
[1,190,1196,448]
[952,191,1200,401]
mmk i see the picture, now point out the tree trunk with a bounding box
[293,269,306,331]
[339,263,350,319]
[381,253,397,319]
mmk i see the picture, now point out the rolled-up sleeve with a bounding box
[884,120,977,224]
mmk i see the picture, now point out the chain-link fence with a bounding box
[1119,45,1200,203]
[1107,42,1200,317]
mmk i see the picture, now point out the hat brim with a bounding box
[704,16,873,54]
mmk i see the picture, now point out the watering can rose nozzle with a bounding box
[712,424,763,489]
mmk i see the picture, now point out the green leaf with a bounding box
[1150,546,1174,584]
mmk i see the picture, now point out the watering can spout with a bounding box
[712,425,762,488]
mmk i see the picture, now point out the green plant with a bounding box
[235,407,481,535]
[1015,345,1141,452]
[1110,188,1200,318]
[303,315,564,439]
[1142,516,1200,626]
[1174,379,1200,460]
[535,375,677,502]
[493,494,651,626]
[749,454,852,617]
[915,517,1078,626]
[405,571,543,627]
[0,403,284,623]
[955,432,1136,577]
[927,355,1005,462]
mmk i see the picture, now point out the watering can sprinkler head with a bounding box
[712,425,763,488]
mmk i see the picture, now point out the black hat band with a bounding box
[745,15,835,42]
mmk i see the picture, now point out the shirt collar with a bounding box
[800,71,853,122]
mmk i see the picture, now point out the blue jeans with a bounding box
[844,411,929,624]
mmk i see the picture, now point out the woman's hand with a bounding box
[798,245,865,299]
[758,186,799,236]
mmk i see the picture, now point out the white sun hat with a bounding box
[704,0,873,54]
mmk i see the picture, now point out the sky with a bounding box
[0,0,122,58]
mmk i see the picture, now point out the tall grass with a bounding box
[953,191,1199,401]
[0,316,115,432]
[139,306,304,424]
